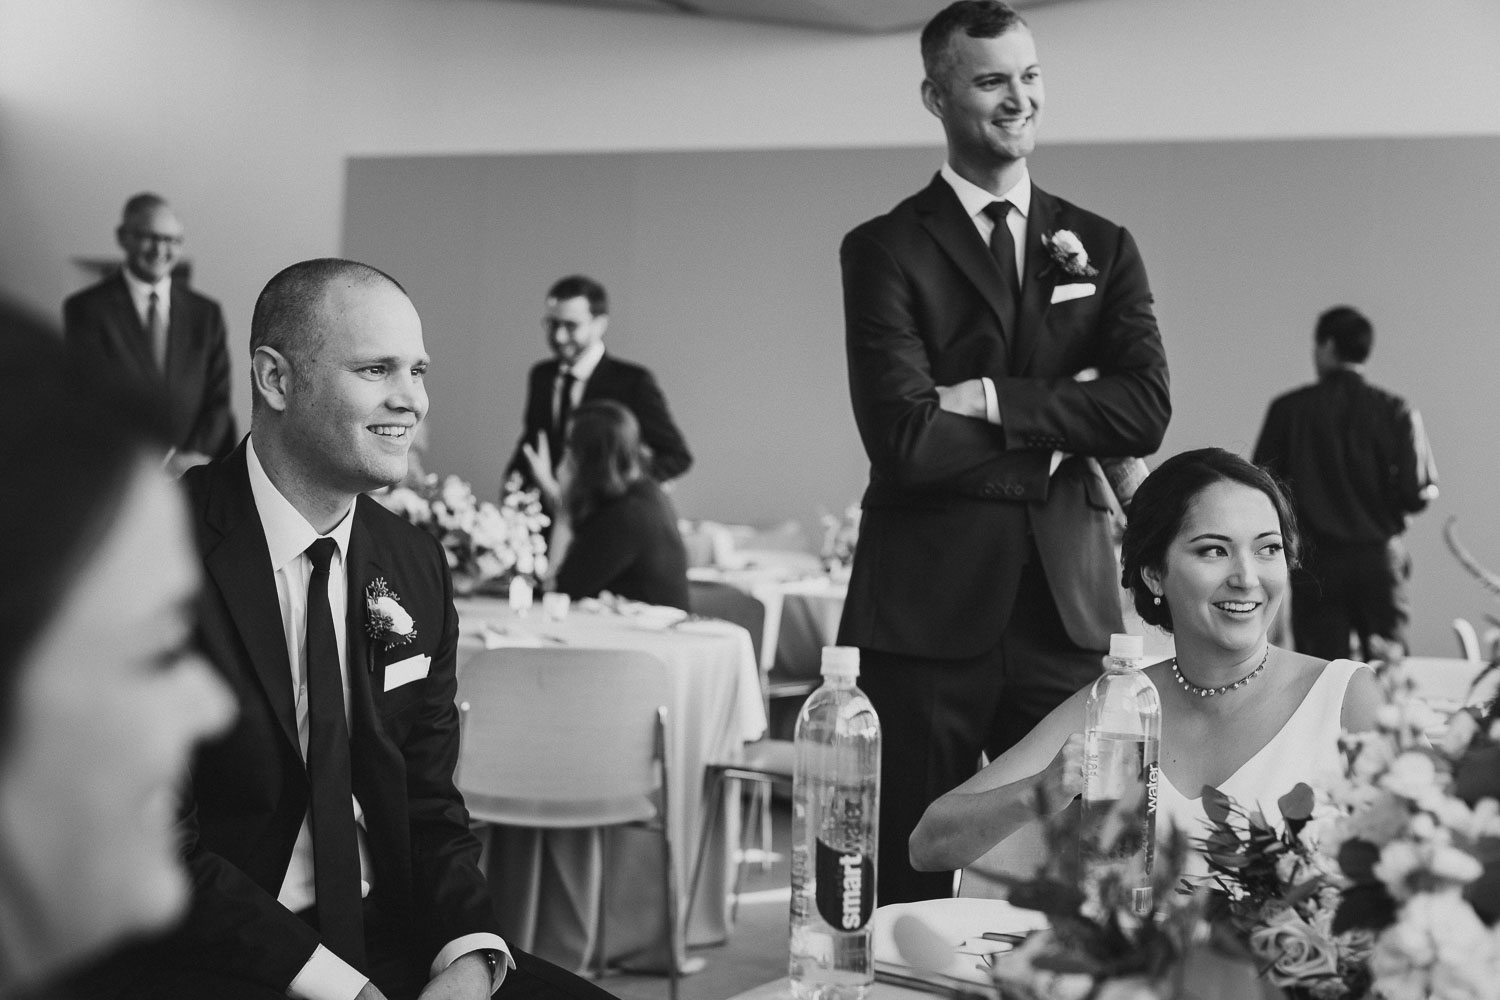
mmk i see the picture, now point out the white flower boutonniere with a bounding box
[365,578,417,651]
[1042,229,1098,278]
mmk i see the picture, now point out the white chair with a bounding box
[1454,617,1483,661]
[455,648,680,1000]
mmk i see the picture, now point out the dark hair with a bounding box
[1120,448,1301,631]
[1315,305,1374,364]
[546,275,608,317]
[563,400,642,524]
[921,0,1026,88]
[249,257,407,370]
[0,317,169,742]
[120,191,169,225]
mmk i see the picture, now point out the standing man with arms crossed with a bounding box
[837,0,1171,902]
[1253,305,1438,661]
[64,193,237,474]
[114,259,614,1000]
[508,275,692,500]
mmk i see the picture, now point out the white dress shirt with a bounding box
[245,439,510,1000]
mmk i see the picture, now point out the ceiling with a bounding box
[505,0,1069,34]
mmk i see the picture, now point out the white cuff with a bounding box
[1048,451,1067,476]
[287,945,370,1000]
[981,377,1001,425]
[432,934,515,995]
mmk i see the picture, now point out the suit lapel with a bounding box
[914,176,1017,357]
[165,283,193,388]
[1014,186,1061,374]
[107,273,159,378]
[200,448,300,753]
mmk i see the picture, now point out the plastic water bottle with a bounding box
[790,646,881,1000]
[1081,633,1161,914]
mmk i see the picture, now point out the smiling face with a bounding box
[922,26,1043,189]
[116,203,185,285]
[543,295,607,368]
[0,462,235,981]
[278,279,430,504]
[1144,480,1289,658]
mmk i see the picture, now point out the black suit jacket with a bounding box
[838,174,1170,659]
[63,271,236,458]
[507,353,692,486]
[156,442,496,989]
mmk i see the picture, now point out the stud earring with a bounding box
[1153,595,1162,606]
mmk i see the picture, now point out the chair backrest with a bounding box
[456,647,673,829]
[1454,617,1482,661]
[689,580,765,667]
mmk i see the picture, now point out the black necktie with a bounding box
[304,538,365,967]
[146,290,168,371]
[982,200,1020,336]
[554,370,577,469]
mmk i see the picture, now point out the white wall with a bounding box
[5,0,1498,345]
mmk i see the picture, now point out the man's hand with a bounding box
[417,951,494,1000]
[935,379,987,420]
[520,435,560,506]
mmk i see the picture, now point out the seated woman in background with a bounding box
[554,400,690,611]
[909,447,1383,879]
[0,328,236,996]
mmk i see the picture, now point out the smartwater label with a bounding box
[814,838,873,930]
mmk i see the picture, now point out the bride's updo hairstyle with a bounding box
[1120,447,1301,632]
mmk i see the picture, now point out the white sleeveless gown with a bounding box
[1156,658,1367,879]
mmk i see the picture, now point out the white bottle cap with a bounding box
[1109,633,1144,660]
[821,645,860,678]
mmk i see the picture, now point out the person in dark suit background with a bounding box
[508,275,691,502]
[553,400,691,612]
[1253,305,1438,661]
[837,0,1170,902]
[63,193,236,475]
[108,259,615,1000]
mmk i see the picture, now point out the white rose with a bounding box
[1248,908,1340,986]
[373,594,414,636]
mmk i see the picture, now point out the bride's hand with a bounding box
[1036,733,1086,813]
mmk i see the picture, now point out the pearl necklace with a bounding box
[1170,647,1270,698]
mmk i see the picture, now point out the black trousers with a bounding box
[1292,535,1411,661]
[857,545,1105,904]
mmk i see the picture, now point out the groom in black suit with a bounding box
[838,0,1170,902]
[111,260,616,1000]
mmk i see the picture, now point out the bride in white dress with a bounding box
[909,447,1384,878]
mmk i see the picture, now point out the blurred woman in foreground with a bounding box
[553,400,690,611]
[910,447,1382,878]
[0,329,235,996]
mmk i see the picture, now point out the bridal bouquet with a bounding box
[378,472,549,592]
[1201,656,1500,1000]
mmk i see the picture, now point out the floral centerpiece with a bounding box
[984,793,1217,1000]
[1200,652,1500,1000]
[820,502,861,580]
[377,472,549,595]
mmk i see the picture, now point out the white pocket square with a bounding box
[383,653,431,691]
[1051,282,1096,304]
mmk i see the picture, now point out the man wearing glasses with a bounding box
[65,192,237,474]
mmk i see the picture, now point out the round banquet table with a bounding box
[454,596,767,974]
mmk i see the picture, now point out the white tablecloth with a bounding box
[454,597,767,973]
